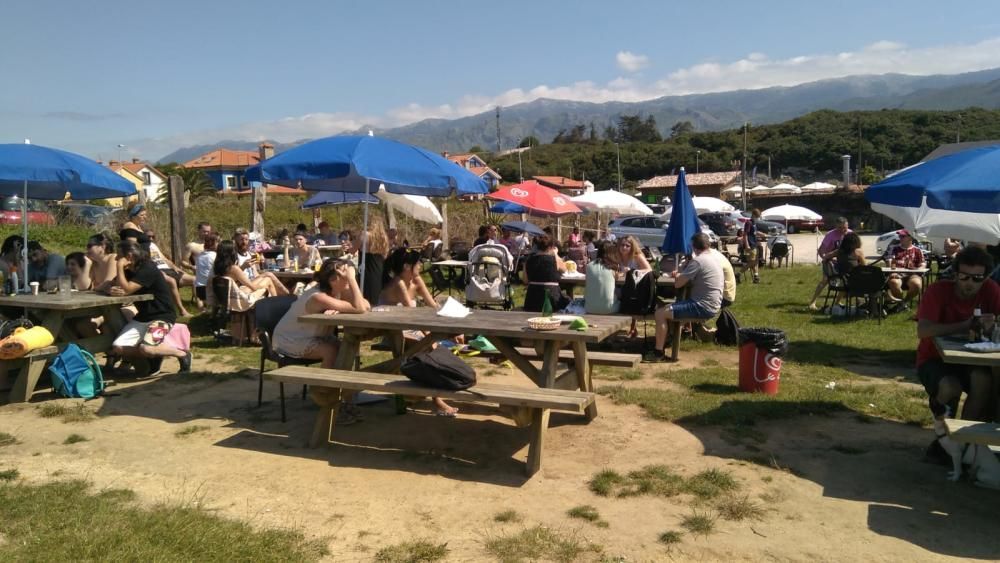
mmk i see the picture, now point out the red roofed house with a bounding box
[444,153,502,189]
[183,148,260,192]
[636,171,741,202]
[533,176,592,196]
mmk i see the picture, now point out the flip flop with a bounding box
[434,408,459,417]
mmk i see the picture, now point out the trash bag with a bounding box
[737,327,788,356]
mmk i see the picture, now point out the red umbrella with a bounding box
[488,180,581,215]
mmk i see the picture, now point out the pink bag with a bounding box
[162,323,190,352]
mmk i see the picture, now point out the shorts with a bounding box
[669,299,716,320]
[744,247,758,262]
[160,268,182,283]
[195,286,207,301]
[275,333,338,358]
[917,359,971,416]
[113,320,174,348]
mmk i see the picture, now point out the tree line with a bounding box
[485,108,1000,189]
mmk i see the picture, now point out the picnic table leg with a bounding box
[6,359,43,403]
[539,340,562,388]
[526,407,549,476]
[306,331,361,448]
[571,341,597,420]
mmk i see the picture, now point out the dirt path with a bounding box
[1,351,998,561]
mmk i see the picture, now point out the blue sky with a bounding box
[3,0,1000,161]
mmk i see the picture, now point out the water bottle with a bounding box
[10,272,18,296]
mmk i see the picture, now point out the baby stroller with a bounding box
[465,243,514,310]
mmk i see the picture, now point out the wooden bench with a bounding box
[945,419,1000,447]
[266,365,596,476]
[476,347,640,373]
[2,346,59,403]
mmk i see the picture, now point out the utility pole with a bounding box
[517,149,524,183]
[695,150,700,174]
[857,116,863,182]
[741,123,748,211]
[615,143,622,191]
[957,113,962,143]
[495,106,502,152]
[767,155,772,180]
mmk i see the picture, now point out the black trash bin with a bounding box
[737,328,788,395]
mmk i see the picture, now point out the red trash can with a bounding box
[738,328,787,395]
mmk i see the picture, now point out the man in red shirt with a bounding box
[886,229,925,304]
[916,246,1000,423]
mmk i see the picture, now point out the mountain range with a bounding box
[158,67,1000,164]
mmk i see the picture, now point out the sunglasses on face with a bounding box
[957,272,987,282]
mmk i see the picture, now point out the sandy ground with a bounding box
[2,344,999,562]
[722,233,881,266]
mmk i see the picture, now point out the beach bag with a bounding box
[715,308,741,346]
[619,269,656,315]
[48,343,104,399]
[401,347,477,391]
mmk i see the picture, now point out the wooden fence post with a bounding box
[167,175,186,262]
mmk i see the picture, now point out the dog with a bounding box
[934,419,1000,489]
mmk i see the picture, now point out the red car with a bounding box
[0,197,56,225]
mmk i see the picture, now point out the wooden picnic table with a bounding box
[934,336,1000,367]
[0,291,152,354]
[316,245,344,259]
[271,269,315,290]
[432,259,469,268]
[299,307,629,440]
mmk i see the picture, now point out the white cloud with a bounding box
[616,50,650,72]
[138,37,1000,158]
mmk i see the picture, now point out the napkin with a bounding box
[437,297,471,318]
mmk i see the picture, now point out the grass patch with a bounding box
[0,480,327,561]
[589,465,738,501]
[680,510,717,537]
[63,434,89,445]
[36,403,96,423]
[684,469,738,500]
[484,525,601,563]
[0,468,19,482]
[494,509,523,523]
[716,495,765,521]
[174,425,211,438]
[658,530,683,546]
[593,367,642,381]
[0,432,17,447]
[373,540,448,563]
[589,469,625,497]
[567,505,609,528]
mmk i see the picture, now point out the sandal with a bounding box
[434,408,459,417]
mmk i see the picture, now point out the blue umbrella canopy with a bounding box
[661,168,699,254]
[501,220,545,236]
[867,144,1000,213]
[302,190,378,209]
[0,143,136,199]
[244,135,489,197]
[490,200,528,214]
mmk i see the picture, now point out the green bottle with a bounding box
[542,291,553,317]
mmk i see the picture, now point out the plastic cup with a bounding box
[29,281,39,295]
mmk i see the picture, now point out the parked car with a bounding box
[0,197,55,225]
[754,219,787,237]
[54,202,118,230]
[740,211,820,234]
[699,211,745,238]
[608,215,719,249]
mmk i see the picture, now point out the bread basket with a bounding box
[527,317,561,331]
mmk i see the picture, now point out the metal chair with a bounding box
[819,261,846,313]
[843,265,887,323]
[254,295,317,422]
[428,266,451,297]
[211,276,254,346]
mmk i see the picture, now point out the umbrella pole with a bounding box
[22,180,28,293]
[359,179,370,291]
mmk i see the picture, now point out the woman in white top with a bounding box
[585,241,620,314]
[273,260,370,366]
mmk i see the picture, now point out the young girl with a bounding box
[65,252,92,291]
[273,260,370,367]
[213,240,287,298]
[195,233,219,307]
[86,234,117,294]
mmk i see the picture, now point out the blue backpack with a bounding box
[48,344,104,399]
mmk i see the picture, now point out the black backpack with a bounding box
[619,269,656,315]
[401,347,477,391]
[715,308,741,346]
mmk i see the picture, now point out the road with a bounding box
[719,232,881,266]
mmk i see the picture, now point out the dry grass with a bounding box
[63,434,89,445]
[36,403,96,423]
[493,509,523,523]
[680,510,717,537]
[174,425,211,438]
[484,525,602,563]
[0,432,17,447]
[373,540,449,563]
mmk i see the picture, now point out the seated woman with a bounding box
[585,241,620,314]
[213,240,285,301]
[822,232,866,307]
[110,241,191,373]
[273,260,369,367]
[379,248,460,416]
[86,234,117,294]
[422,227,444,260]
[523,234,569,312]
[616,235,651,337]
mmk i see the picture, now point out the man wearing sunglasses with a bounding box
[916,246,1000,434]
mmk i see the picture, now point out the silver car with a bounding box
[608,215,718,249]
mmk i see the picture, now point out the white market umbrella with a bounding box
[374,186,443,224]
[571,190,653,215]
[800,181,836,191]
[871,198,1000,245]
[761,204,822,221]
[691,196,735,213]
[751,183,801,194]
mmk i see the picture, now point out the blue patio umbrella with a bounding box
[301,190,379,209]
[489,200,528,214]
[0,143,136,291]
[244,135,488,288]
[866,144,1000,213]
[661,168,699,255]
[501,221,545,236]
